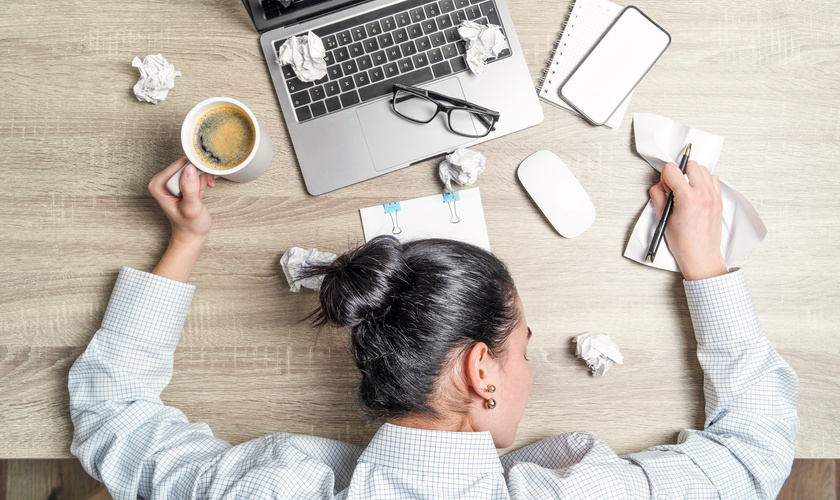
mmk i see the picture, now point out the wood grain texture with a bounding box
[777,459,838,500]
[1,0,839,459]
[0,460,6,500]
[2,459,107,500]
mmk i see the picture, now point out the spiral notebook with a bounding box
[537,0,629,129]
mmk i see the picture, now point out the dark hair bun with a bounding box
[303,236,518,420]
[316,236,411,328]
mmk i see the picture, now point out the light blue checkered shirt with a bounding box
[69,267,799,499]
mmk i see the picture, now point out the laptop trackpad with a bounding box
[357,77,473,172]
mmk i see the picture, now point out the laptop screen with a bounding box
[243,0,371,33]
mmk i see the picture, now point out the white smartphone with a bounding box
[559,6,670,126]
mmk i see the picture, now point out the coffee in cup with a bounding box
[192,105,256,170]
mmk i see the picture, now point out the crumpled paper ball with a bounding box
[280,247,337,292]
[439,147,486,192]
[573,332,623,377]
[131,54,181,104]
[457,20,509,75]
[275,31,328,82]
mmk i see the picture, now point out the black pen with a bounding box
[645,143,692,263]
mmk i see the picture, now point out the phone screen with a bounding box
[559,7,670,126]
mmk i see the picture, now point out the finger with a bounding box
[179,164,205,219]
[149,157,190,198]
[197,172,212,192]
[684,161,712,189]
[649,181,669,219]
[197,172,215,200]
[660,162,692,197]
[203,173,216,188]
[712,175,722,198]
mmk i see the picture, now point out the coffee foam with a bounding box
[193,105,255,170]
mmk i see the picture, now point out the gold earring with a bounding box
[485,398,496,409]
[484,385,496,393]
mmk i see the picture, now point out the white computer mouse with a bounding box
[517,150,596,238]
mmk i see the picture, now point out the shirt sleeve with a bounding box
[629,269,800,498]
[502,270,799,499]
[68,267,361,500]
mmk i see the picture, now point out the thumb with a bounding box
[179,164,204,219]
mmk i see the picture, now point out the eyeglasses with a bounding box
[391,83,500,138]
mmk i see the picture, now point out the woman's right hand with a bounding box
[649,160,728,281]
[148,157,216,247]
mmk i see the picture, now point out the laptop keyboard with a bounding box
[274,0,511,123]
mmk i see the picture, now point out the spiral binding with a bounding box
[536,1,583,96]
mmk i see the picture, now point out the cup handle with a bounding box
[165,162,217,197]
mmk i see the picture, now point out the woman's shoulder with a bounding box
[501,431,618,470]
[501,432,649,499]
[263,431,365,460]
[200,432,364,497]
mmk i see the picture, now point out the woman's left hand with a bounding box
[148,157,216,282]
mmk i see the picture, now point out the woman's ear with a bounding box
[464,342,496,402]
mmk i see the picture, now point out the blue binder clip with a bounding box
[384,202,402,234]
[442,192,460,224]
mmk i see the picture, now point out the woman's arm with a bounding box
[70,160,362,499]
[502,162,798,499]
[69,159,221,498]
[643,160,798,495]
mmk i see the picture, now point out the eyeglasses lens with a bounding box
[393,90,439,122]
[449,108,492,137]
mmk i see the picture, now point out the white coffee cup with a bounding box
[166,97,274,196]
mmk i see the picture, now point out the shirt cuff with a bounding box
[682,269,761,345]
[99,266,196,349]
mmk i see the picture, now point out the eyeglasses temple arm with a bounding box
[474,113,496,129]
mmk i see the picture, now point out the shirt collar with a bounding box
[359,423,503,475]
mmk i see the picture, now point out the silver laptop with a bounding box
[245,0,543,195]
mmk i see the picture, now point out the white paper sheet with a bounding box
[633,113,725,173]
[624,113,767,272]
[360,188,491,251]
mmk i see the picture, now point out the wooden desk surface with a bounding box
[1,0,838,459]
